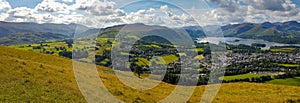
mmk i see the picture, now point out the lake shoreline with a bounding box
[196,37,300,49]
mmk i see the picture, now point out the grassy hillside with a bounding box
[0,46,85,102]
[0,46,300,102]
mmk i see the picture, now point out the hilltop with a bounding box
[0,46,300,102]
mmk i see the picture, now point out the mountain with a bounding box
[0,46,300,102]
[277,21,300,31]
[261,22,275,28]
[0,32,69,45]
[0,21,89,37]
[184,21,300,44]
[78,21,300,44]
[98,23,168,38]
[0,22,94,45]
[97,23,193,44]
[221,21,300,36]
[1,21,300,45]
[223,21,300,44]
[182,26,206,39]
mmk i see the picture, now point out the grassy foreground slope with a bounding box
[0,46,85,102]
[0,46,300,102]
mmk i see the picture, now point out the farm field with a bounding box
[157,54,179,64]
[221,73,269,81]
[279,64,300,68]
[270,47,296,53]
[267,77,300,86]
[9,41,72,56]
[9,40,184,66]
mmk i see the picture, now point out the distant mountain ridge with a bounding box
[98,23,169,38]
[0,32,69,45]
[0,21,89,37]
[0,21,91,45]
[221,21,300,36]
[0,21,300,45]
[183,21,300,44]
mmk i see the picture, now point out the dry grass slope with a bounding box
[0,46,299,103]
[0,46,85,102]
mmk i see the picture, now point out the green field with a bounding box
[196,48,204,52]
[267,77,300,86]
[279,64,299,67]
[221,73,268,81]
[140,44,162,49]
[135,55,179,66]
[136,58,150,66]
[270,48,295,53]
[194,55,205,60]
[156,55,179,64]
[10,41,72,56]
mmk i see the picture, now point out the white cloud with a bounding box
[84,0,125,16]
[0,0,11,12]
[120,6,197,27]
[61,0,73,3]
[5,7,36,22]
[0,0,300,28]
[35,0,71,14]
[0,13,8,21]
[242,0,300,23]
[72,0,95,10]
[243,0,296,11]
[148,8,155,12]
[3,0,82,24]
[160,5,169,12]
[8,7,34,18]
[203,0,300,25]
[207,0,242,12]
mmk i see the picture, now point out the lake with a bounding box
[196,37,300,49]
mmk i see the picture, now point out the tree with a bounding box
[59,51,72,59]
[65,39,73,47]
[130,62,142,78]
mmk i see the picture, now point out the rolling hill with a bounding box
[0,32,69,45]
[0,46,300,102]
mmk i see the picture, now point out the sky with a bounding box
[0,0,300,28]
